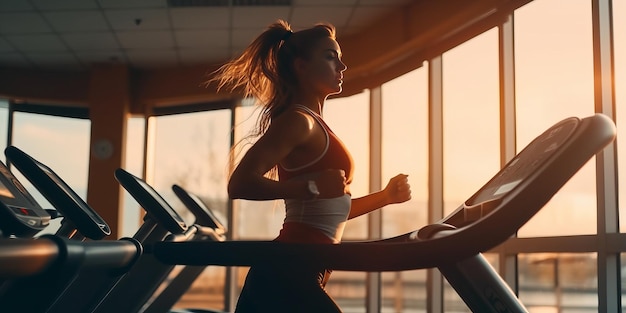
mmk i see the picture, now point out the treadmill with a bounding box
[0,155,142,312]
[1,147,195,313]
[90,169,226,313]
[142,184,228,313]
[5,146,112,241]
[152,114,617,312]
[0,159,50,238]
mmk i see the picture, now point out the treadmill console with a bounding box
[5,146,111,240]
[0,160,50,237]
[444,117,582,227]
[115,168,187,234]
[172,184,227,234]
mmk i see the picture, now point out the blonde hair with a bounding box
[210,19,336,178]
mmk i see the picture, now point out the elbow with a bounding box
[227,178,242,199]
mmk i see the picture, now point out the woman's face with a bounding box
[297,37,347,97]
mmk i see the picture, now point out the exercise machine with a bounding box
[0,159,49,238]
[90,169,226,313]
[2,147,201,313]
[152,114,616,312]
[0,152,142,312]
[5,146,111,240]
[141,184,228,313]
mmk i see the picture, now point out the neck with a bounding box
[292,90,327,116]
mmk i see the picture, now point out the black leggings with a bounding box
[234,263,342,313]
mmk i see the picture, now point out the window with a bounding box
[442,28,500,216]
[325,90,371,239]
[120,116,146,238]
[233,103,284,240]
[514,0,596,237]
[11,111,91,235]
[0,100,8,158]
[381,65,429,312]
[615,0,626,233]
[324,91,371,311]
[518,253,598,312]
[441,29,500,311]
[148,109,232,310]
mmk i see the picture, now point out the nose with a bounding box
[338,59,347,72]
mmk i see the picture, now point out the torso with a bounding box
[276,105,354,243]
[278,105,353,184]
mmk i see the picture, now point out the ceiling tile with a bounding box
[75,50,127,65]
[98,0,167,9]
[43,11,110,32]
[104,8,171,31]
[0,0,35,12]
[31,0,99,11]
[175,29,229,48]
[290,6,353,29]
[170,7,230,29]
[126,49,178,69]
[293,0,358,5]
[0,12,52,34]
[62,32,120,51]
[0,52,32,68]
[232,7,291,29]
[0,0,414,71]
[116,30,175,49]
[0,37,16,52]
[24,51,84,70]
[5,34,67,52]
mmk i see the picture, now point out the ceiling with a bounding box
[0,0,415,72]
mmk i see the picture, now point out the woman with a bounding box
[211,19,412,313]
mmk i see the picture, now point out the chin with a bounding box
[328,88,342,96]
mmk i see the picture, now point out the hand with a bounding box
[384,174,411,204]
[315,169,348,198]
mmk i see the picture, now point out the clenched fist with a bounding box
[384,174,411,204]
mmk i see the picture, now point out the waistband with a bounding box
[275,222,336,244]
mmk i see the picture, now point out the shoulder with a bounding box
[271,107,317,135]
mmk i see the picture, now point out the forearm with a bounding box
[348,190,390,219]
[228,172,309,200]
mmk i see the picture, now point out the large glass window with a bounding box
[233,103,284,240]
[325,90,370,239]
[514,0,596,237]
[380,65,429,312]
[120,116,146,238]
[442,28,500,216]
[615,0,626,233]
[0,100,8,158]
[11,111,91,235]
[442,26,500,312]
[324,90,370,312]
[518,253,598,312]
[148,108,231,311]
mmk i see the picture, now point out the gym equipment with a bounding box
[141,184,228,313]
[152,114,616,312]
[0,147,142,312]
[5,146,111,240]
[0,159,50,238]
[2,157,193,313]
[89,169,225,313]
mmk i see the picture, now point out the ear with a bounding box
[293,57,308,77]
